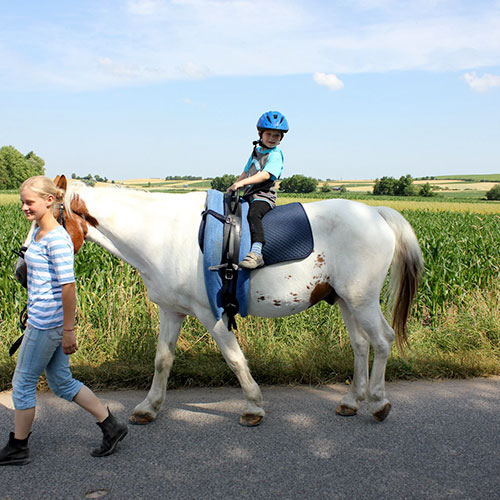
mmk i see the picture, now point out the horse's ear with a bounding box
[55,175,67,191]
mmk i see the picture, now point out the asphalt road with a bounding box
[1,378,500,500]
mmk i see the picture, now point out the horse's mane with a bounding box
[64,180,205,216]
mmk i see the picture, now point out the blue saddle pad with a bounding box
[199,190,314,321]
[200,190,251,321]
[262,201,314,266]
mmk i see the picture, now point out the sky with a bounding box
[1,0,500,181]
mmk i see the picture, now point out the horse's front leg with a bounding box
[130,307,185,425]
[197,309,265,426]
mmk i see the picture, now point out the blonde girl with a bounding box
[0,176,127,466]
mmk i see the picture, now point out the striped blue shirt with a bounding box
[25,225,75,330]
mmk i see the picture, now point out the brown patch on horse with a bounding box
[314,252,326,268]
[70,195,99,227]
[63,195,99,253]
[310,282,337,306]
[52,175,99,254]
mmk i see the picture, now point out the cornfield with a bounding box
[1,200,499,388]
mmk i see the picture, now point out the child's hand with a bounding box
[227,180,244,193]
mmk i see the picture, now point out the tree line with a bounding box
[0,146,45,189]
[3,145,499,200]
[210,173,438,197]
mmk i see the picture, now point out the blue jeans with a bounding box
[12,325,83,410]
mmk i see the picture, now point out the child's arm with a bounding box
[227,170,271,192]
[61,282,78,354]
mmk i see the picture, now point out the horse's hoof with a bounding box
[129,413,155,425]
[239,414,263,427]
[373,403,391,422]
[336,404,358,417]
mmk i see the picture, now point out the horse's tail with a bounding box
[376,206,424,351]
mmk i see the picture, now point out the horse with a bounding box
[15,175,423,426]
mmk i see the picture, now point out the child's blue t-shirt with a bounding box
[244,146,284,180]
[24,225,75,330]
[243,146,284,206]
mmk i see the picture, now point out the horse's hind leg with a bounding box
[336,299,370,417]
[130,307,185,424]
[349,301,395,421]
[196,309,265,426]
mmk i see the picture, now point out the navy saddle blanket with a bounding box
[199,189,314,321]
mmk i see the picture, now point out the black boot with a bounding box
[91,409,128,457]
[0,432,31,466]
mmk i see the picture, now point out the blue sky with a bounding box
[1,0,500,181]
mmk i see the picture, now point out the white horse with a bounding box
[16,176,423,425]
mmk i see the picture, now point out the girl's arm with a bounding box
[61,282,78,354]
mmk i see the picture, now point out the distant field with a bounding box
[435,173,500,182]
[0,193,18,205]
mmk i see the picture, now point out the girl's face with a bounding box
[260,130,282,149]
[20,188,54,222]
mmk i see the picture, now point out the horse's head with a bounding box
[14,174,99,288]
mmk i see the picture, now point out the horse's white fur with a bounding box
[18,183,423,422]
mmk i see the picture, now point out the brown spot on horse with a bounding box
[310,282,337,306]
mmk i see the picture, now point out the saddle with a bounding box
[199,190,314,328]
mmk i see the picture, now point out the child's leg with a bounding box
[240,201,272,269]
[247,201,272,248]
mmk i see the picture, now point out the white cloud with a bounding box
[313,72,344,91]
[463,72,500,92]
[2,0,500,91]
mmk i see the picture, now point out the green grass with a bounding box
[1,196,499,392]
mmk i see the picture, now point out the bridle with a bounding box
[56,201,66,228]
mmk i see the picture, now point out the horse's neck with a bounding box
[81,188,205,272]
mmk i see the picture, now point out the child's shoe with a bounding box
[238,252,264,269]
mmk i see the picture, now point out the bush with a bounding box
[279,175,318,193]
[419,182,436,197]
[210,174,238,192]
[373,174,416,196]
[486,184,500,200]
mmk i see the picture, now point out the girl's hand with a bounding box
[62,330,78,355]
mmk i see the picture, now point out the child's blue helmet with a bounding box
[257,111,289,133]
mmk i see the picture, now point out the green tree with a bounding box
[320,182,331,193]
[394,174,416,196]
[373,174,416,196]
[211,174,238,192]
[0,146,45,189]
[373,176,397,195]
[419,182,435,197]
[486,184,500,200]
[279,175,318,193]
[24,151,45,178]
